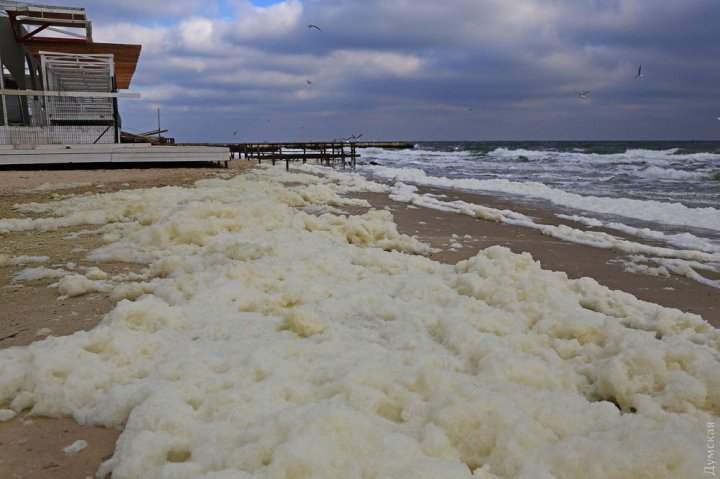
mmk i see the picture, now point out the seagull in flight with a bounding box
[307,24,322,31]
[307,79,312,85]
[634,64,643,79]
[233,130,238,136]
[463,106,473,111]
[575,90,590,98]
[340,133,363,142]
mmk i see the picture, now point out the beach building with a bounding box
[0,0,228,165]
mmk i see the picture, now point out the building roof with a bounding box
[0,2,141,89]
[25,41,141,89]
[0,1,92,42]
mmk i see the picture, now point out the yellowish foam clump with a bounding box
[0,254,49,267]
[0,164,717,479]
[56,274,110,298]
[63,438,88,455]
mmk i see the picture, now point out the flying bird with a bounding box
[634,64,643,79]
[233,130,238,136]
[307,24,322,31]
[307,79,312,85]
[575,90,591,98]
[463,106,473,111]
[339,133,363,142]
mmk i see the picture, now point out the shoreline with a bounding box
[356,185,719,326]
[0,160,716,478]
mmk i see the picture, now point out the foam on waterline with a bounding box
[0,165,718,478]
[556,214,720,254]
[610,254,720,287]
[367,165,720,231]
[389,182,720,288]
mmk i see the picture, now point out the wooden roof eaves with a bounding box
[25,42,142,89]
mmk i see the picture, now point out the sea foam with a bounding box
[0,165,717,479]
[367,165,720,231]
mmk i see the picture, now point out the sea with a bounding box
[354,141,720,286]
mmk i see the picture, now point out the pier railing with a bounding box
[241,142,359,171]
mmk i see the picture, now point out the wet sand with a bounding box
[360,186,719,326]
[0,160,716,478]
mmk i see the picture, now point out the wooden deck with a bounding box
[0,143,231,167]
[241,143,360,171]
[181,141,412,155]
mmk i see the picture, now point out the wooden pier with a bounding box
[179,141,413,171]
[243,142,358,171]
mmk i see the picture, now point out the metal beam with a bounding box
[0,2,86,15]
[0,88,140,98]
[18,22,48,41]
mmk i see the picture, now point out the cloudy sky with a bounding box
[42,0,720,142]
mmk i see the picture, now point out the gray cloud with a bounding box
[70,0,720,141]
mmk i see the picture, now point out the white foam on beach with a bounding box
[63,439,88,455]
[11,266,72,283]
[35,328,53,337]
[610,255,671,277]
[20,182,93,193]
[389,183,720,288]
[0,254,50,267]
[0,165,718,478]
[366,165,720,232]
[56,274,111,299]
[556,214,720,254]
[0,408,16,422]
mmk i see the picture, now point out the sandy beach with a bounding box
[0,160,717,478]
[0,163,248,478]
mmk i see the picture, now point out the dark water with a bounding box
[361,140,720,209]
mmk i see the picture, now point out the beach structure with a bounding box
[0,1,228,166]
[244,142,360,171]
[185,141,413,167]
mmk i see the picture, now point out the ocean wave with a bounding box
[366,165,720,232]
[606,174,633,184]
[487,147,551,159]
[480,147,720,166]
[637,166,711,180]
